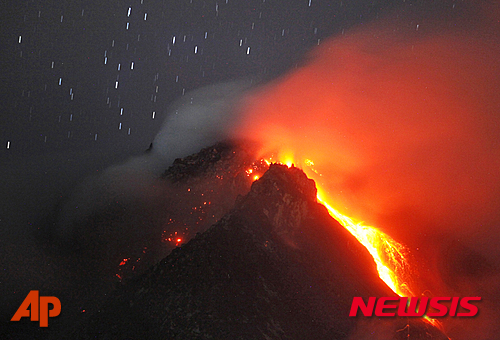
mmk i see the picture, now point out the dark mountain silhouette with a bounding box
[60,160,448,339]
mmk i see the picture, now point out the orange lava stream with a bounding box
[316,193,409,296]
[265,155,412,296]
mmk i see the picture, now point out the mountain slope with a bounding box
[63,164,447,339]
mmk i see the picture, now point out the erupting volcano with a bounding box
[5,4,499,340]
[258,155,415,298]
[59,15,500,339]
[252,154,446,334]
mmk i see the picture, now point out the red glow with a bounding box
[233,26,500,245]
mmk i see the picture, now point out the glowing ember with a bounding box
[162,224,189,247]
[115,250,147,282]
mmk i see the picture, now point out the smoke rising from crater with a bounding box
[237,23,500,244]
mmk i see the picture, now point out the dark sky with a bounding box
[0,0,403,245]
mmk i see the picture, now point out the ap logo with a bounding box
[11,290,61,327]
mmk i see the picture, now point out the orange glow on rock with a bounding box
[262,157,412,297]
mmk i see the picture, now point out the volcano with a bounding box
[57,147,448,339]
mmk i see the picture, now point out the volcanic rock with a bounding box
[1,142,264,340]
[61,163,448,339]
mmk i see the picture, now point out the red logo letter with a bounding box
[349,297,376,316]
[457,297,481,317]
[427,297,450,317]
[375,297,399,317]
[449,297,460,316]
[398,297,428,317]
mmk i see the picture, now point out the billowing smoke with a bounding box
[229,6,500,339]
[152,80,255,164]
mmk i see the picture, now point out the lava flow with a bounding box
[256,155,445,332]
[259,156,414,297]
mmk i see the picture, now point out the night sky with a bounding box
[2,0,402,156]
[1,0,490,338]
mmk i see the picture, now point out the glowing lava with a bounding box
[261,156,413,297]
[255,155,446,332]
[317,193,409,296]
